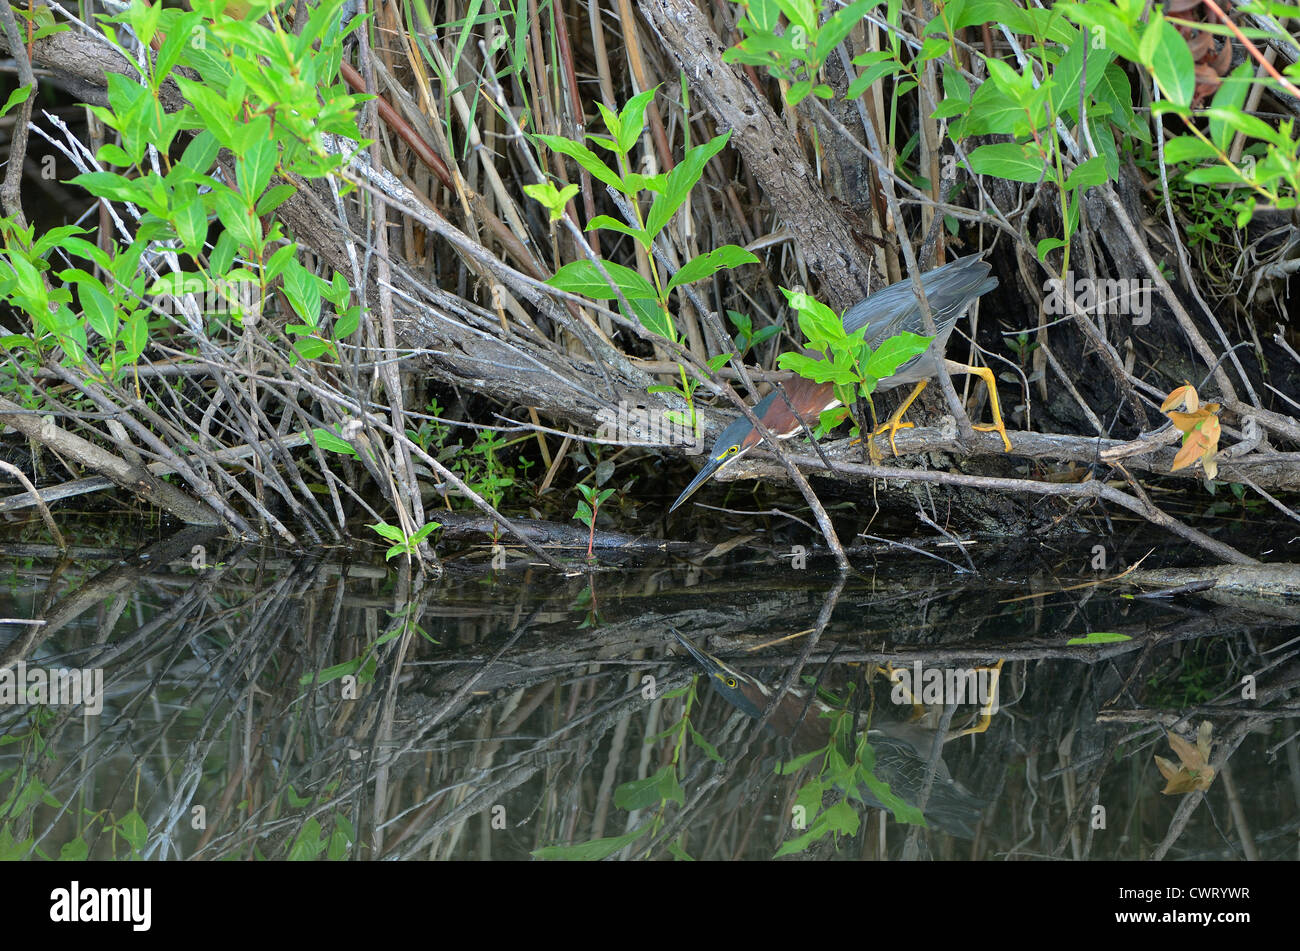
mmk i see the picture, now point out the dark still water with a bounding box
[1,520,1297,861]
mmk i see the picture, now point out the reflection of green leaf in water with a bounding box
[1066,632,1132,645]
[688,723,724,763]
[613,764,684,810]
[532,825,649,861]
[773,715,936,857]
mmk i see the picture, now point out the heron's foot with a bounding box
[972,422,1012,453]
[872,417,915,457]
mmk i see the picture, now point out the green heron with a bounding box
[670,254,1010,513]
[671,629,992,838]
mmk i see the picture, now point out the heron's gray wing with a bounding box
[840,254,996,348]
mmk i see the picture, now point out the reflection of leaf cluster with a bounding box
[773,694,925,858]
[1144,639,1232,710]
[283,783,357,860]
[0,707,149,860]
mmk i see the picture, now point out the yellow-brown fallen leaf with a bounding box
[1155,721,1215,794]
[1165,404,1220,434]
[1168,411,1221,478]
[1161,384,1199,414]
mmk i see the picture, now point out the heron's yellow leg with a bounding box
[877,662,927,720]
[872,380,928,456]
[951,363,1012,452]
[949,659,1005,738]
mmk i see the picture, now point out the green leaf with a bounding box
[59,837,89,861]
[917,35,950,62]
[310,427,357,456]
[666,838,695,861]
[585,214,650,248]
[532,825,649,861]
[1182,165,1247,184]
[931,97,970,120]
[70,171,150,205]
[287,818,326,860]
[1203,106,1284,148]
[179,129,221,175]
[0,85,32,118]
[1052,35,1114,118]
[777,351,859,385]
[942,63,971,104]
[547,259,658,300]
[1145,15,1195,107]
[614,765,681,809]
[666,245,759,292]
[173,199,209,256]
[80,282,119,341]
[298,658,363,685]
[236,135,276,199]
[952,83,1030,138]
[627,298,676,339]
[966,141,1047,182]
[327,814,355,861]
[1037,237,1068,262]
[957,0,1084,44]
[523,180,579,221]
[1060,2,1141,62]
[847,55,903,99]
[862,331,932,380]
[781,287,845,348]
[617,86,658,155]
[1063,155,1108,190]
[1209,62,1254,150]
[535,134,623,191]
[1093,62,1147,141]
[776,747,829,776]
[621,171,669,195]
[645,131,730,239]
[818,0,880,54]
[1162,135,1217,164]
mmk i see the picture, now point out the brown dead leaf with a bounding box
[1186,30,1214,59]
[1155,721,1215,794]
[1194,62,1224,100]
[1212,38,1232,73]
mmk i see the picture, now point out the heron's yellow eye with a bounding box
[725,678,737,688]
[727,445,738,455]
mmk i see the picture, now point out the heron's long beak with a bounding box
[668,454,727,514]
[669,628,724,676]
